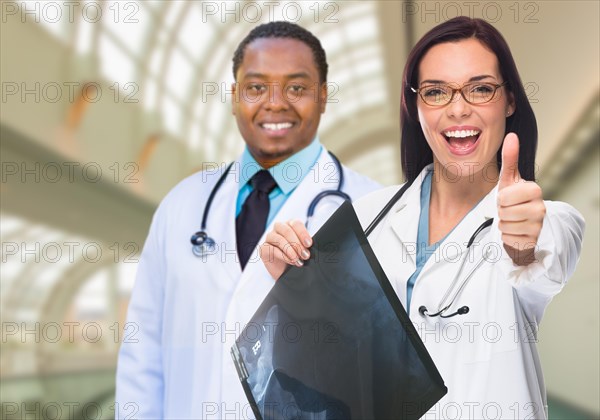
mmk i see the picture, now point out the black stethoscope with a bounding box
[418,218,493,318]
[190,152,350,257]
[364,176,495,318]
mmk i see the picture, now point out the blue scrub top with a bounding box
[405,170,482,311]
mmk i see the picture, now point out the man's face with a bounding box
[232,38,327,168]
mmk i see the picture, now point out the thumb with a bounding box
[499,132,521,189]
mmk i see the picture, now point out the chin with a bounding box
[258,147,293,161]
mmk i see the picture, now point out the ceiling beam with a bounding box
[1,123,155,247]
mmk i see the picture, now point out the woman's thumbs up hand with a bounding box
[497,133,546,266]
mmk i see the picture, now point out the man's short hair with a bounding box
[232,21,328,83]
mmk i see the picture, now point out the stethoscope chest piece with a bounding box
[191,231,216,256]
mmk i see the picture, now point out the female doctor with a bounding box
[261,17,585,419]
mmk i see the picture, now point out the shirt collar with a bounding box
[238,137,323,194]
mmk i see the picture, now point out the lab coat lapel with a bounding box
[265,149,337,232]
[420,184,497,277]
[225,151,339,361]
[388,169,427,264]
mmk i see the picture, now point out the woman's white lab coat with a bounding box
[115,150,379,419]
[353,165,585,420]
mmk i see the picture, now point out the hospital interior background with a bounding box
[1,1,598,418]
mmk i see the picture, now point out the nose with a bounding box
[446,90,471,119]
[264,83,289,112]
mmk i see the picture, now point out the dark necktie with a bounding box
[236,170,277,270]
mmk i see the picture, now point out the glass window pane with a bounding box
[162,95,182,136]
[118,262,138,296]
[163,0,186,30]
[188,122,201,150]
[149,45,165,77]
[354,56,382,78]
[166,48,193,102]
[99,34,135,85]
[344,15,378,44]
[206,100,227,138]
[144,77,158,111]
[360,81,386,107]
[179,5,214,61]
[319,29,345,56]
[203,128,217,161]
[141,0,164,12]
[76,7,94,55]
[21,0,68,43]
[338,2,375,22]
[103,1,150,56]
[74,269,109,318]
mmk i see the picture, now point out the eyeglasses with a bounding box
[411,81,508,106]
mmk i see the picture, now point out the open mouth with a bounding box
[443,129,481,154]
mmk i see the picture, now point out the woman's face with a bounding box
[416,38,515,180]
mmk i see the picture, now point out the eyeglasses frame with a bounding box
[410,81,509,106]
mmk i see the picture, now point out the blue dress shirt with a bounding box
[236,138,323,226]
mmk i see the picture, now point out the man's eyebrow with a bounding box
[286,72,311,80]
[242,72,267,79]
[240,72,312,80]
[420,74,497,85]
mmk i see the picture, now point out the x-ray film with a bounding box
[231,201,447,419]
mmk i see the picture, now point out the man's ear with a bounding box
[319,82,328,113]
[231,82,237,115]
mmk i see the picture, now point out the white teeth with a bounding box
[262,122,293,130]
[444,129,480,138]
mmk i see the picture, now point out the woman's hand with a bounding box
[260,220,313,280]
[497,133,546,266]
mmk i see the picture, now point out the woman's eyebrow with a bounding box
[420,74,497,85]
[468,74,497,82]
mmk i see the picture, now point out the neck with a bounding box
[255,157,281,169]
[429,161,498,214]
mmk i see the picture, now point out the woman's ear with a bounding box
[506,92,516,117]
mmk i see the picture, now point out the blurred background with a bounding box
[1,1,598,418]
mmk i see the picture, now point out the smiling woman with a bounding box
[413,38,515,208]
[262,16,585,420]
[401,19,538,184]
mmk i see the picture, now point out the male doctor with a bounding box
[115,21,379,419]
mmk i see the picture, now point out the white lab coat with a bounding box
[353,165,585,420]
[115,149,380,419]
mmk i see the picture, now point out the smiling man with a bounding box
[232,35,327,166]
[115,22,379,419]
